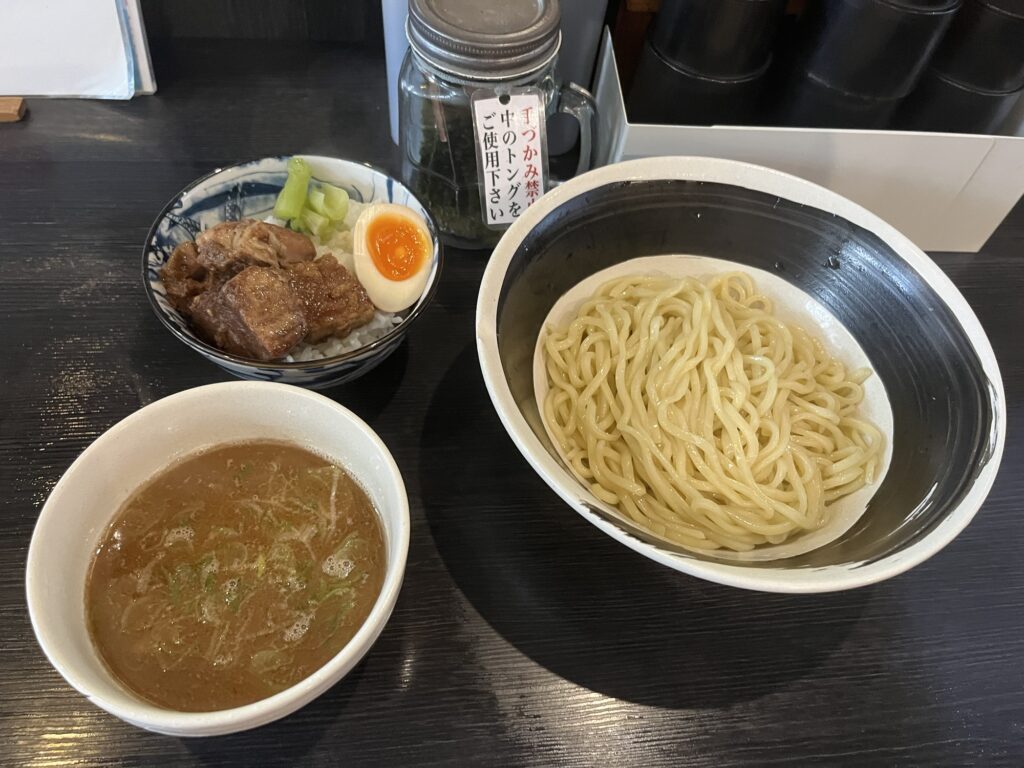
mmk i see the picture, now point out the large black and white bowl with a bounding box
[476,157,1005,593]
[144,155,442,389]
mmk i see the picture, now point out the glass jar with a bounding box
[399,0,597,249]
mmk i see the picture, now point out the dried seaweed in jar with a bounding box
[401,90,501,248]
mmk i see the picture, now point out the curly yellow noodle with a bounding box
[542,273,885,553]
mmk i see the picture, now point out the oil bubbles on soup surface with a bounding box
[86,442,386,712]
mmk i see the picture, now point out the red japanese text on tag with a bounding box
[471,91,546,227]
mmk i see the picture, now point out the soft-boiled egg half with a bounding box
[352,203,433,312]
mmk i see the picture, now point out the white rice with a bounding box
[285,311,402,362]
[313,241,354,272]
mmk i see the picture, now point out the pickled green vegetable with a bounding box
[320,183,349,221]
[306,188,326,217]
[300,207,333,242]
[307,185,348,226]
[273,157,312,220]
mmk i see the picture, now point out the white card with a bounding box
[0,0,136,99]
[471,91,547,227]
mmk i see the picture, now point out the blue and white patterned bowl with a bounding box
[143,155,442,389]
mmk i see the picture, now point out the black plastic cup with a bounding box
[775,70,904,128]
[930,0,1024,92]
[627,39,771,125]
[895,67,1023,133]
[796,0,962,99]
[649,0,786,77]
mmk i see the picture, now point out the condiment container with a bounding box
[777,70,903,128]
[628,38,771,125]
[895,67,1024,133]
[649,0,785,77]
[795,0,961,99]
[399,0,598,249]
[930,0,1024,92]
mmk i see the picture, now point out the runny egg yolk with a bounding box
[366,213,427,282]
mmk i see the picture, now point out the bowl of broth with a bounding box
[26,382,409,736]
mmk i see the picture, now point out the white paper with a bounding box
[0,0,134,99]
[472,92,546,226]
[533,255,894,562]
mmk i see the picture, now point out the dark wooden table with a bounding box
[2,40,1023,767]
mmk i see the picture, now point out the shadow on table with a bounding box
[419,345,872,711]
[128,320,408,421]
[321,340,408,422]
[182,662,366,764]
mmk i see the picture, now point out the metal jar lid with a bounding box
[407,0,561,81]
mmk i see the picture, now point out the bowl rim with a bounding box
[25,381,411,735]
[475,155,1006,593]
[141,154,444,370]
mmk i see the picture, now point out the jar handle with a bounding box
[555,82,598,181]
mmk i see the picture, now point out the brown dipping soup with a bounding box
[86,442,386,712]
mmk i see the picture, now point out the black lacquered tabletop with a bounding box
[2,40,1023,767]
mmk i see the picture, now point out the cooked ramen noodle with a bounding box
[542,272,885,553]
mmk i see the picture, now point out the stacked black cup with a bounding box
[897,0,1024,132]
[627,0,785,125]
[778,0,961,129]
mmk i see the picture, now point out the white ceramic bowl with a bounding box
[476,156,1005,593]
[26,382,410,736]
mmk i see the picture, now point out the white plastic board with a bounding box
[0,0,147,99]
[593,29,1024,253]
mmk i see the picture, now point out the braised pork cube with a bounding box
[159,241,212,314]
[195,219,316,274]
[190,267,308,360]
[286,254,376,342]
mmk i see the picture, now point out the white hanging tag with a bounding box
[471,89,547,228]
